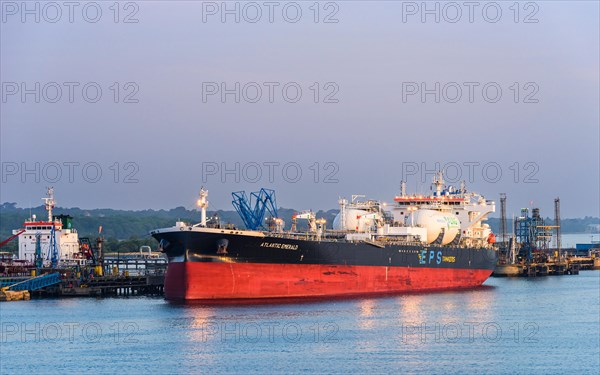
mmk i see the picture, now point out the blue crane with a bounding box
[231,189,278,230]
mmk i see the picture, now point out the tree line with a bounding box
[1,202,597,255]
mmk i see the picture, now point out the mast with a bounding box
[432,171,444,196]
[554,197,561,260]
[42,187,55,222]
[197,187,209,227]
[500,193,507,256]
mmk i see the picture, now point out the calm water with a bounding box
[1,272,599,374]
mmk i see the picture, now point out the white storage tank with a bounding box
[413,209,460,245]
[333,209,380,232]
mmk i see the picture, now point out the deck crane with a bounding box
[0,229,25,248]
[292,211,326,239]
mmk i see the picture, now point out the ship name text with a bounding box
[419,251,456,264]
[260,242,299,250]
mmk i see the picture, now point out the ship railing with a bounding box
[268,232,346,243]
[268,232,314,241]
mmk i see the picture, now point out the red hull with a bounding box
[165,262,493,301]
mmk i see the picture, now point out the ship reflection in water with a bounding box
[358,299,376,330]
[1,274,598,374]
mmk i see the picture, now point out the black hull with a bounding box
[153,229,497,271]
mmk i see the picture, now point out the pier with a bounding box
[1,271,165,300]
[492,195,600,277]
[493,260,582,277]
[0,255,167,301]
[44,273,165,297]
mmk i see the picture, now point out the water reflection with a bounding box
[1,274,598,374]
[464,289,495,324]
[358,299,375,330]
[397,294,425,326]
[182,306,217,366]
[438,299,459,325]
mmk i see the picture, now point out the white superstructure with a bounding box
[331,172,496,247]
[13,187,80,264]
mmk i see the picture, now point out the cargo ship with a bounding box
[9,187,87,268]
[151,173,498,301]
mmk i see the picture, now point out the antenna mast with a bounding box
[197,187,209,227]
[42,187,55,222]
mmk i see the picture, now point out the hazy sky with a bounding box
[1,1,598,219]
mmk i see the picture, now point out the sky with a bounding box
[1,1,599,219]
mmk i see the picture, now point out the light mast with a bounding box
[42,187,55,222]
[400,180,407,197]
[432,171,444,197]
[197,187,209,227]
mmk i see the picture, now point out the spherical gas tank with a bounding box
[413,209,460,245]
[333,209,378,231]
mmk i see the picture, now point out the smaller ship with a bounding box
[10,187,90,268]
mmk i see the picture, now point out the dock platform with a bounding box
[493,261,582,277]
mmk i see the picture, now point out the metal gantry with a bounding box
[514,208,554,262]
[50,224,58,268]
[3,273,61,291]
[232,188,278,230]
[35,233,43,269]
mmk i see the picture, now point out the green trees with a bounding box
[1,202,597,256]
